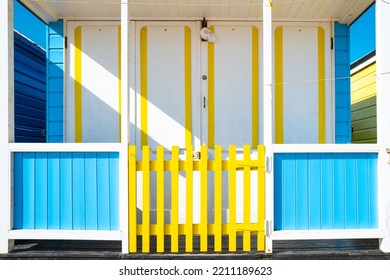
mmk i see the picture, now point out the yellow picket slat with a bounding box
[185,145,193,252]
[214,145,223,252]
[257,145,266,251]
[243,145,251,251]
[128,146,137,253]
[228,145,237,252]
[200,145,208,252]
[171,146,179,252]
[156,146,165,252]
[142,146,150,252]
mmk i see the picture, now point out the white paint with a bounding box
[66,21,120,143]
[272,144,380,153]
[376,0,390,253]
[8,230,122,241]
[9,143,121,152]
[0,0,14,254]
[272,229,384,240]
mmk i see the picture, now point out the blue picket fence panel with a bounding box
[14,152,119,230]
[274,153,378,230]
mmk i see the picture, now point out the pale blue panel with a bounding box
[296,154,308,230]
[320,154,333,229]
[357,154,370,228]
[283,154,296,230]
[368,154,378,227]
[345,153,357,228]
[333,154,346,228]
[85,153,98,230]
[97,153,110,230]
[72,153,86,230]
[14,153,24,229]
[48,152,60,229]
[109,153,120,230]
[60,153,73,229]
[35,153,48,229]
[308,154,321,229]
[274,154,283,230]
[23,153,35,229]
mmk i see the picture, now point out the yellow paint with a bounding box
[140,27,148,146]
[142,146,150,252]
[156,146,165,252]
[275,26,284,144]
[243,145,251,251]
[200,145,208,252]
[252,26,259,148]
[170,146,179,252]
[228,145,237,251]
[185,27,192,148]
[214,145,223,252]
[351,62,376,104]
[208,26,215,148]
[318,27,326,144]
[185,145,193,252]
[128,146,137,253]
[74,26,83,143]
[118,26,122,142]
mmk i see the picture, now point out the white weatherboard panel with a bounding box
[283,26,319,144]
[66,22,120,143]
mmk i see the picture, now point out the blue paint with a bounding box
[13,152,120,230]
[47,20,64,143]
[274,153,378,230]
[334,22,351,144]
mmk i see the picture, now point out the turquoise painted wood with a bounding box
[334,22,351,143]
[47,20,64,143]
[274,153,378,230]
[13,152,119,230]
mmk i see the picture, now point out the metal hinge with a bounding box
[266,156,272,173]
[331,37,334,50]
[265,220,273,237]
[65,36,68,49]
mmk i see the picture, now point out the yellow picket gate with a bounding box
[128,145,265,253]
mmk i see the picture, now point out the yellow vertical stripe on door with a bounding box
[318,27,326,144]
[252,26,259,148]
[140,26,148,147]
[74,26,83,143]
[275,26,284,144]
[208,26,215,148]
[184,27,192,148]
[118,26,122,142]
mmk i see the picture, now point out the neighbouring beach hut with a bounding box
[1,0,390,254]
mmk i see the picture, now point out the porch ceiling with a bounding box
[20,0,374,25]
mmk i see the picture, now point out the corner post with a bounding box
[0,0,14,253]
[120,0,130,254]
[376,0,390,253]
[263,0,274,253]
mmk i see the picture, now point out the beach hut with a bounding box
[1,0,389,254]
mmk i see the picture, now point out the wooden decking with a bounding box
[1,238,389,259]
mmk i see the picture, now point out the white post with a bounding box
[120,0,130,254]
[263,0,274,253]
[0,0,14,253]
[376,0,390,253]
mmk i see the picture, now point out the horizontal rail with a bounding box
[8,230,122,241]
[272,144,380,153]
[271,229,384,240]
[9,143,122,152]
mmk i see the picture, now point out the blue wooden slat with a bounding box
[97,153,111,230]
[48,152,60,229]
[85,153,98,230]
[320,154,333,229]
[60,153,73,229]
[296,154,309,230]
[345,153,358,228]
[23,153,35,229]
[14,153,24,229]
[109,153,120,230]
[368,154,378,228]
[283,154,296,230]
[72,153,86,230]
[357,154,370,228]
[274,154,283,230]
[308,154,321,229]
[333,154,346,228]
[35,153,48,229]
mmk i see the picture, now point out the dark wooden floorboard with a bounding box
[1,238,390,259]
